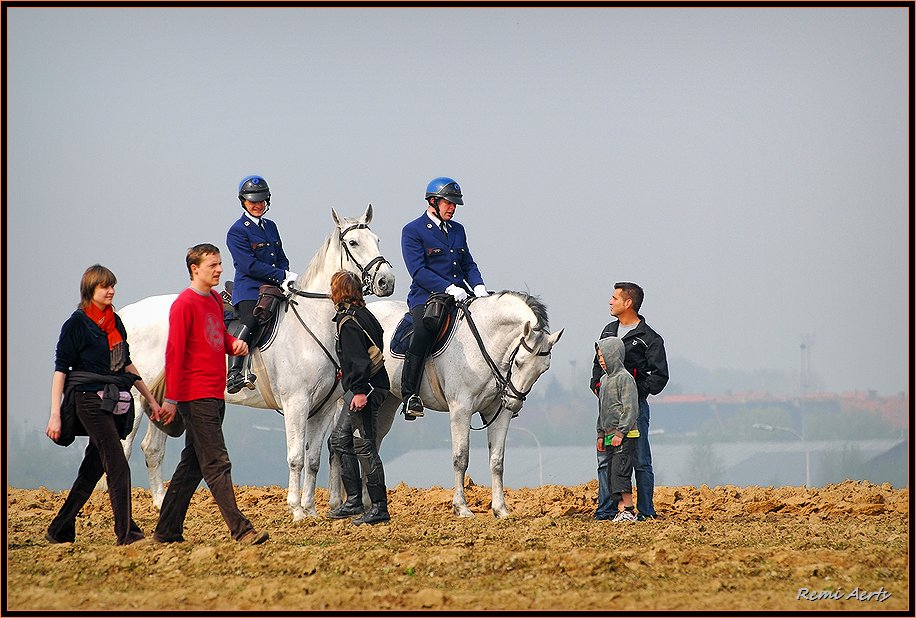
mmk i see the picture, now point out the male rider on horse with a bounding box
[400,176,489,420]
[226,175,298,394]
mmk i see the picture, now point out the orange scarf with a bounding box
[83,303,124,350]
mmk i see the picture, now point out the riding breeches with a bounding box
[329,388,389,504]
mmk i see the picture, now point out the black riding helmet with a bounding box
[238,175,271,207]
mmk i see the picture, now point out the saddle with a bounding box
[390,302,461,359]
[221,282,283,350]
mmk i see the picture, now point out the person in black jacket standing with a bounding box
[327,270,391,525]
[590,282,669,520]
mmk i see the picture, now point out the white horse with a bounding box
[328,292,563,518]
[117,205,395,521]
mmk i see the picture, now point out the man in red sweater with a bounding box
[153,243,268,545]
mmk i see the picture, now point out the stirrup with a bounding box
[401,395,424,420]
[244,373,257,390]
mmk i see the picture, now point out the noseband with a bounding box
[338,222,392,295]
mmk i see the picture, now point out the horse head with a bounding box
[502,320,564,412]
[322,204,395,297]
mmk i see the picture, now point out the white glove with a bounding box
[473,284,489,297]
[282,271,299,292]
[445,284,469,302]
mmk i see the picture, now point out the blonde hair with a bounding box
[330,271,365,307]
[79,264,117,308]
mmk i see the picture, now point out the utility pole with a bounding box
[799,333,815,395]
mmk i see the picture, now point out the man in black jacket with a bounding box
[590,282,669,520]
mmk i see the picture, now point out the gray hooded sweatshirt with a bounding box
[596,336,640,438]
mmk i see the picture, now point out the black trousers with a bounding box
[329,388,389,504]
[406,305,436,358]
[48,392,144,545]
[234,300,257,341]
[154,399,254,542]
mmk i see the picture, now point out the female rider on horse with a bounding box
[226,175,298,393]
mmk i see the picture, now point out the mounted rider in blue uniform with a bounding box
[400,176,489,420]
[225,175,298,394]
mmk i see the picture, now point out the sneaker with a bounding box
[238,529,269,545]
[636,513,659,521]
[152,533,185,544]
[611,510,638,522]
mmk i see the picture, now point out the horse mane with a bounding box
[493,290,549,331]
[301,233,335,285]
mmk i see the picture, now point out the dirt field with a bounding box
[6,479,909,612]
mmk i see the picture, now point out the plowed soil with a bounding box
[6,480,908,611]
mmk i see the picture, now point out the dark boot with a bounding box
[227,325,257,394]
[328,453,364,519]
[399,352,426,420]
[327,495,364,519]
[226,354,247,394]
[353,502,390,526]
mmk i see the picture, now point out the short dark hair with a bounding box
[186,243,220,279]
[79,264,117,308]
[330,270,365,308]
[614,281,644,313]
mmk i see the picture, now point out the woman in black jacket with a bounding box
[45,264,161,545]
[327,270,391,525]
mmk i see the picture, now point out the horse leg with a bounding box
[301,402,337,517]
[449,407,475,518]
[140,422,168,509]
[282,399,308,522]
[485,409,513,519]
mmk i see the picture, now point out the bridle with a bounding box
[460,299,551,430]
[273,221,391,418]
[337,222,392,296]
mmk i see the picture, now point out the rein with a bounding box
[459,299,550,431]
[273,223,390,419]
[284,291,340,419]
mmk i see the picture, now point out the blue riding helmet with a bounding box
[425,176,463,205]
[238,175,271,206]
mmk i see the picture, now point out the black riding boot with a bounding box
[328,453,365,518]
[226,325,257,394]
[353,482,390,525]
[399,352,426,420]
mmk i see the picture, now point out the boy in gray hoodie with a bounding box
[595,336,640,522]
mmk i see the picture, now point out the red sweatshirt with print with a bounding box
[165,287,238,402]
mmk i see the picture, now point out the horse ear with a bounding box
[547,328,565,347]
[523,321,532,338]
[363,203,373,224]
[331,207,342,227]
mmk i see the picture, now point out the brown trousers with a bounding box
[47,392,144,545]
[154,399,254,541]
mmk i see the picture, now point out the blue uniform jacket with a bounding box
[227,214,290,304]
[402,212,484,309]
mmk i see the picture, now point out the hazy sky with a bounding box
[6,7,910,435]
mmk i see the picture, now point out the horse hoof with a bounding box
[453,504,475,518]
[493,509,511,519]
[291,509,307,523]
